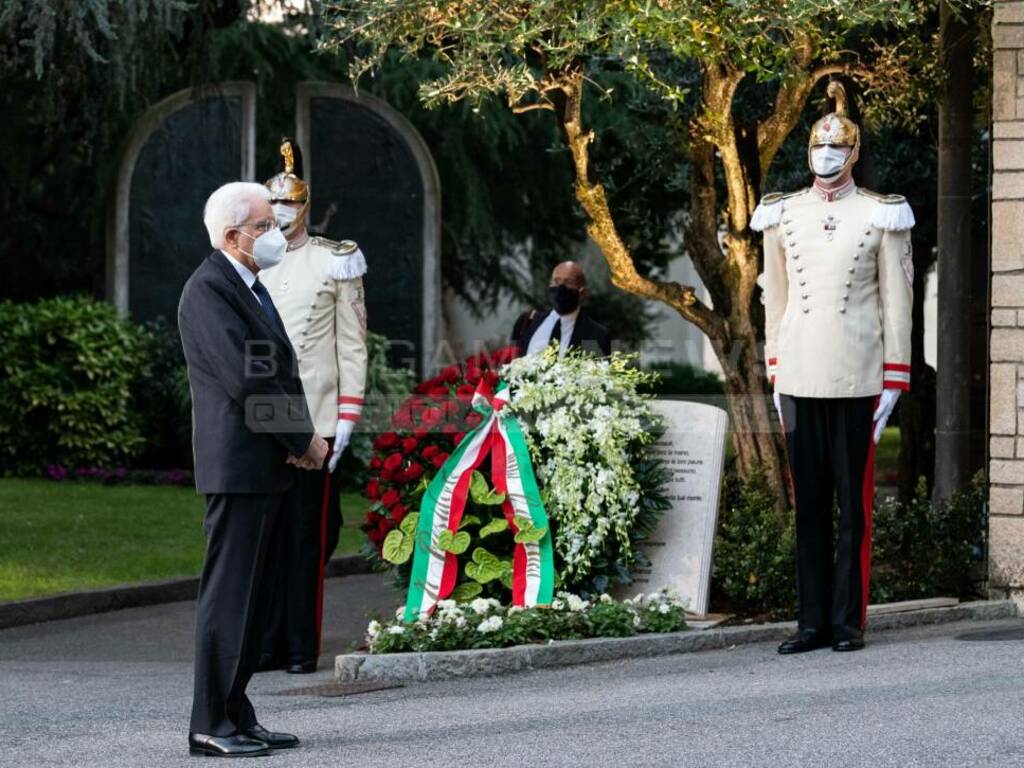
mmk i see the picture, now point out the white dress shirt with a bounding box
[525,309,579,357]
[220,250,261,304]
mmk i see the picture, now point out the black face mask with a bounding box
[548,284,581,315]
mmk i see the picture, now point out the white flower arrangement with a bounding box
[503,348,662,584]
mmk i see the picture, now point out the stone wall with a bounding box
[990,1,1024,603]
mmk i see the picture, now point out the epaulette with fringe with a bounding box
[312,236,368,280]
[750,189,805,232]
[857,189,915,231]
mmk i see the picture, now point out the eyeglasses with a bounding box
[244,219,277,234]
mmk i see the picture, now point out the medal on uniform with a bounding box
[822,214,840,241]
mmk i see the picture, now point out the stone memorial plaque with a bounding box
[618,399,728,616]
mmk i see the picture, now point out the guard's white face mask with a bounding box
[810,145,851,179]
[272,203,298,231]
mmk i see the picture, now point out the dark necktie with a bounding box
[251,279,287,337]
[548,318,563,349]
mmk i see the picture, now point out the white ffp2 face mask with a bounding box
[272,203,298,231]
[810,145,851,178]
[239,227,287,269]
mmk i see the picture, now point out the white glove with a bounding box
[872,389,901,444]
[327,419,356,472]
[773,390,783,427]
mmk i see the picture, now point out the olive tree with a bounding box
[321,1,937,491]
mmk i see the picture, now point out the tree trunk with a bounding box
[933,1,975,504]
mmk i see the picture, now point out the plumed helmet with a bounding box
[265,138,309,203]
[807,81,860,176]
[265,138,310,236]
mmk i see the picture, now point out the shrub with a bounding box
[131,317,193,469]
[712,466,797,620]
[871,473,987,603]
[640,361,725,398]
[0,296,150,475]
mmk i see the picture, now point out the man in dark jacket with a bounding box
[511,261,611,357]
[178,181,328,758]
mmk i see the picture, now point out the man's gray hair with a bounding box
[203,182,272,249]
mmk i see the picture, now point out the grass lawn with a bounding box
[0,479,368,602]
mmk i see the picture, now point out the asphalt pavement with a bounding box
[1,575,1023,768]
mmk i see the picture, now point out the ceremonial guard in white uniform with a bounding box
[257,140,368,673]
[752,83,914,654]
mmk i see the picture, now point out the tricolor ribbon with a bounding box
[404,380,555,621]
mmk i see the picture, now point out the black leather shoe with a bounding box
[286,660,317,674]
[832,627,866,652]
[188,733,270,758]
[777,628,832,655]
[243,724,299,750]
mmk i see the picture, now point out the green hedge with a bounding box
[640,361,725,398]
[0,297,151,475]
[713,466,988,620]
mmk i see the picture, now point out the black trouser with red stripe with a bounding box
[259,439,343,667]
[780,395,876,633]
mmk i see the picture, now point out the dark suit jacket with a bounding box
[511,308,612,358]
[178,252,315,495]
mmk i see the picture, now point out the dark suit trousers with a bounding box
[189,491,289,736]
[260,441,342,665]
[781,395,877,633]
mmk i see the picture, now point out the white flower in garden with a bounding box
[436,600,457,610]
[469,597,493,615]
[550,598,565,611]
[508,605,524,614]
[565,594,589,612]
[386,625,406,636]
[477,616,503,634]
[599,593,612,604]
[366,620,381,640]
[658,603,672,615]
[394,606,405,620]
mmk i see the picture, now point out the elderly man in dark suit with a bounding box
[512,261,611,358]
[178,181,328,758]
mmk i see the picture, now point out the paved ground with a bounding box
[1,577,1023,768]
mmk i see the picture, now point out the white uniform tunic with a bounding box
[260,236,368,435]
[752,182,915,398]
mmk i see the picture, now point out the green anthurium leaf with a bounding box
[468,471,492,503]
[449,530,471,554]
[382,529,413,565]
[479,517,510,538]
[436,529,455,551]
[438,529,471,554]
[499,569,513,590]
[514,515,534,531]
[458,514,481,530]
[464,547,505,583]
[449,581,483,602]
[514,525,548,544]
[478,489,507,506]
[399,512,420,536]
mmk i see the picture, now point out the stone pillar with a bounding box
[990,1,1024,604]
